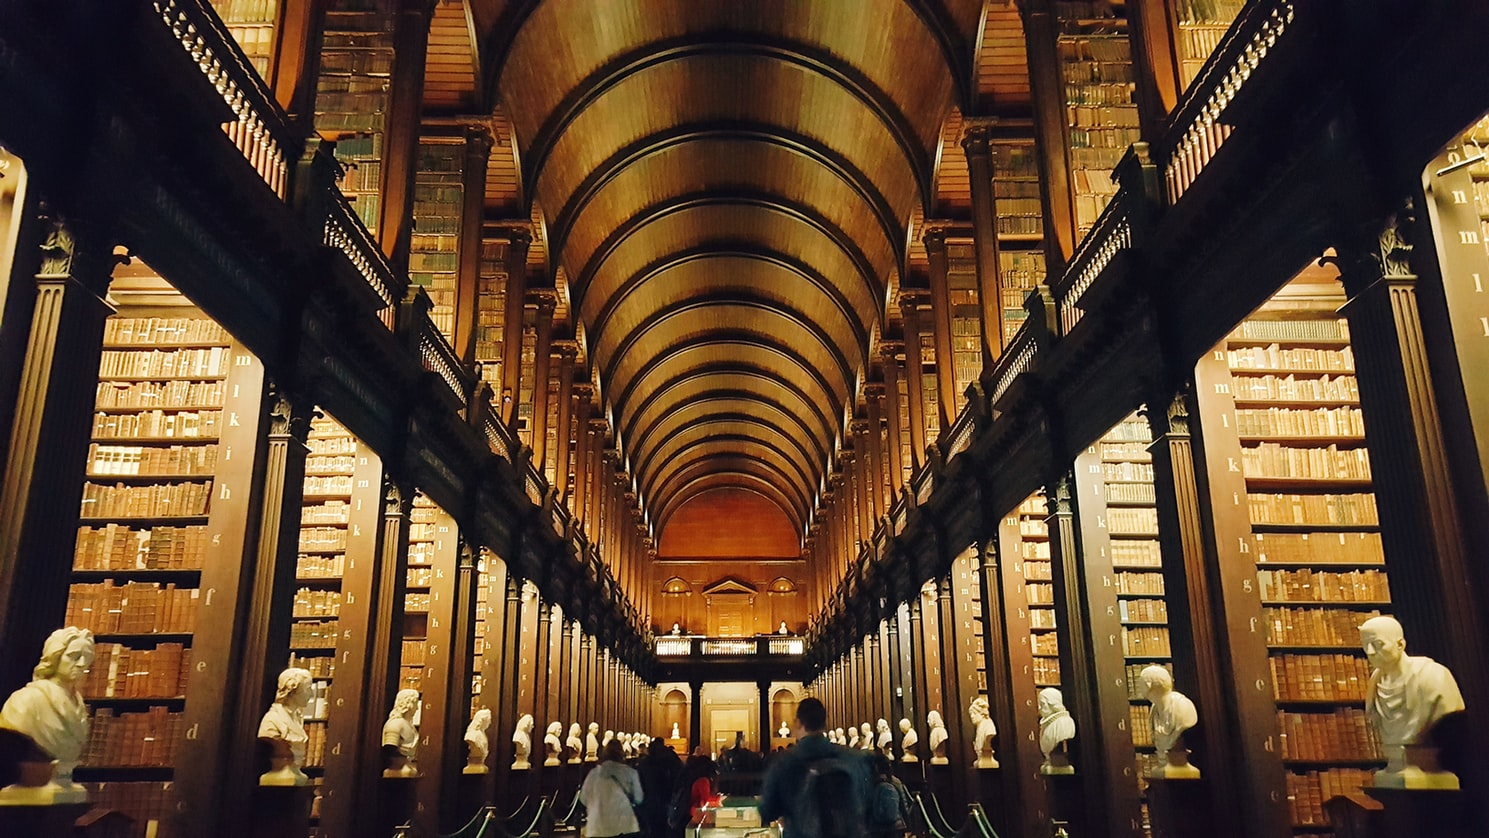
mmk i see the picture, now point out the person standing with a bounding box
[637,737,682,838]
[581,739,644,838]
[759,698,869,837]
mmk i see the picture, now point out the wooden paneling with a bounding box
[657,487,800,559]
[651,560,807,636]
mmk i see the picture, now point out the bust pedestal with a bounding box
[0,800,88,836]
[375,774,421,837]
[1147,775,1213,838]
[249,784,313,838]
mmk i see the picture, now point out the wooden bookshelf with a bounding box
[411,139,464,341]
[68,298,256,835]
[1208,276,1390,831]
[945,239,983,399]
[314,0,397,231]
[1002,494,1061,690]
[400,494,438,691]
[291,415,358,790]
[991,140,1047,342]
[475,232,510,388]
[1054,1,1140,237]
[209,0,279,79]
[1173,0,1246,90]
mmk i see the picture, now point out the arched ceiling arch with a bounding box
[489,0,979,545]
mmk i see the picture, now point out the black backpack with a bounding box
[795,755,865,838]
[666,779,693,830]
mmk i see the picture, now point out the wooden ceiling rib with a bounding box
[480,0,983,539]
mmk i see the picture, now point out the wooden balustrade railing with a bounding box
[1155,0,1298,204]
[1051,191,1133,334]
[152,0,296,198]
[324,189,404,329]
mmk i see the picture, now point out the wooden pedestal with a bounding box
[1365,785,1474,838]
[1148,776,1214,838]
[1043,771,1087,837]
[376,775,420,837]
[0,802,90,837]
[249,785,313,838]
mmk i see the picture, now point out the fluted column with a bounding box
[376,0,436,270]
[962,120,1007,356]
[898,291,932,462]
[552,341,579,496]
[879,341,907,494]
[922,227,959,434]
[864,384,888,518]
[498,227,532,425]
[454,125,494,363]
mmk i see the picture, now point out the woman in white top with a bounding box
[580,739,643,837]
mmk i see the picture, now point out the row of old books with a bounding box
[87,443,217,477]
[1101,461,1155,482]
[1285,768,1373,827]
[1106,482,1157,504]
[80,643,191,699]
[92,410,220,440]
[1271,654,1370,702]
[1129,704,1154,748]
[1254,532,1385,565]
[1230,372,1359,402]
[1242,443,1372,481]
[302,501,350,525]
[96,379,225,410]
[297,555,346,579]
[1234,319,1349,342]
[1278,709,1382,762]
[1032,632,1060,656]
[293,589,343,619]
[1247,493,1378,526]
[1125,662,1173,700]
[84,708,184,768]
[1227,345,1355,372]
[300,527,348,552]
[304,475,354,496]
[98,348,229,379]
[1027,581,1056,605]
[287,653,335,679]
[404,592,430,612]
[306,454,356,474]
[74,525,208,571]
[103,317,230,346]
[1122,626,1171,657]
[407,566,434,587]
[81,482,212,519]
[1112,540,1163,568]
[1235,406,1366,437]
[1255,569,1391,604]
[1120,598,1168,623]
[1100,440,1148,460]
[1265,607,1384,648]
[1108,507,1159,535]
[290,620,339,649]
[65,582,199,634]
[1032,656,1061,687]
[1115,572,1164,596]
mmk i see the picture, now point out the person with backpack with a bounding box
[759,697,870,838]
[581,739,644,838]
[637,737,682,838]
[867,753,916,838]
[665,752,717,832]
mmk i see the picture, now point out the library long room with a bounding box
[0,2,1485,838]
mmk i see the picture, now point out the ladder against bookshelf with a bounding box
[69,278,259,834]
[1211,271,1390,831]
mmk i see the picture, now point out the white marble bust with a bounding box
[830,727,843,746]
[543,721,563,766]
[258,667,313,786]
[1141,665,1199,778]
[585,722,600,762]
[926,711,948,764]
[382,688,421,777]
[1360,616,1466,788]
[566,722,584,764]
[899,719,919,762]
[1037,688,1075,775]
[619,732,632,758]
[969,696,998,769]
[464,708,492,774]
[876,719,893,757]
[778,721,790,739]
[670,722,681,740]
[511,713,534,769]
[846,725,859,749]
[0,627,95,803]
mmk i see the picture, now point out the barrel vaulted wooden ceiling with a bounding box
[425,0,1035,540]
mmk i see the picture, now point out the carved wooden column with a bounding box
[427,540,477,832]
[376,0,435,270]
[579,632,596,744]
[898,291,933,464]
[174,347,271,838]
[527,289,557,467]
[864,385,888,520]
[268,0,328,125]
[477,554,509,799]
[879,342,908,494]
[980,532,1047,838]
[1335,208,1489,792]
[910,585,938,742]
[454,125,494,364]
[217,388,314,833]
[494,572,525,801]
[1019,0,1077,268]
[498,228,531,426]
[1145,387,1246,838]
[934,573,970,809]
[0,215,113,692]
[923,227,960,435]
[569,385,594,517]
[534,600,556,737]
[851,424,875,539]
[552,341,579,497]
[1045,473,1142,838]
[962,120,1008,356]
[1126,0,1183,138]
[557,616,575,741]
